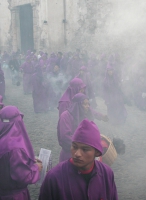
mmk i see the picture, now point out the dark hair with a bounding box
[113,138,125,155]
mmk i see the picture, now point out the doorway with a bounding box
[19,4,34,53]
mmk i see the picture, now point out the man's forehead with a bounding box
[72,141,92,148]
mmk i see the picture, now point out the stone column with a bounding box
[32,4,38,50]
[11,8,18,51]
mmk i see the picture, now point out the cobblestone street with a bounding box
[4,79,146,200]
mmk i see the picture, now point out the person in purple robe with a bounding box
[46,53,57,73]
[76,66,97,107]
[39,54,48,72]
[39,119,118,200]
[32,65,49,113]
[103,63,127,125]
[32,55,38,68]
[58,77,86,116]
[0,95,4,109]
[0,106,42,200]
[58,93,108,162]
[0,64,5,98]
[21,56,35,94]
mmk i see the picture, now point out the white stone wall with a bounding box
[0,0,146,59]
[0,1,11,50]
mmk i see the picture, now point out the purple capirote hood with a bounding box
[59,78,86,102]
[0,106,35,160]
[72,119,102,155]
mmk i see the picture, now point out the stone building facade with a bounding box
[0,0,146,58]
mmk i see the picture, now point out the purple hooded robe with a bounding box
[103,64,127,125]
[39,119,118,200]
[32,65,49,113]
[58,78,86,116]
[0,64,5,98]
[58,93,103,162]
[0,106,40,200]
[76,66,97,107]
[21,56,35,94]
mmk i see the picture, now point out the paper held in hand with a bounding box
[37,148,52,185]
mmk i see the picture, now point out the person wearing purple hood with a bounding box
[76,66,97,107]
[58,77,86,116]
[103,64,127,125]
[0,95,4,109]
[21,56,35,94]
[39,119,118,200]
[58,93,108,162]
[32,65,49,113]
[0,106,42,200]
[0,63,5,98]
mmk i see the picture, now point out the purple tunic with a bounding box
[0,65,5,98]
[0,106,40,200]
[39,160,118,200]
[58,78,86,116]
[58,93,103,162]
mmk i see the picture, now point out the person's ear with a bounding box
[95,150,101,157]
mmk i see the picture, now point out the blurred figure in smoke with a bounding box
[46,53,57,72]
[60,52,69,73]
[67,53,82,78]
[76,66,97,107]
[0,95,4,109]
[8,54,20,86]
[103,64,127,125]
[133,75,146,111]
[32,55,38,68]
[1,51,10,79]
[39,54,48,72]
[0,106,42,200]
[32,64,50,113]
[0,63,5,98]
[58,78,86,116]
[21,56,34,94]
[47,63,68,110]
[58,93,108,162]
[39,119,118,200]
[56,52,63,66]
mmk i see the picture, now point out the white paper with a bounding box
[37,148,52,185]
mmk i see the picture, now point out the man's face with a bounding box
[107,69,113,76]
[53,65,59,72]
[82,99,90,113]
[71,142,100,171]
[79,87,85,94]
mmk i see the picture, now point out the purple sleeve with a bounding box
[58,101,70,117]
[58,112,73,149]
[10,148,40,184]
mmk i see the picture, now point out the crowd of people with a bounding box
[0,47,144,200]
